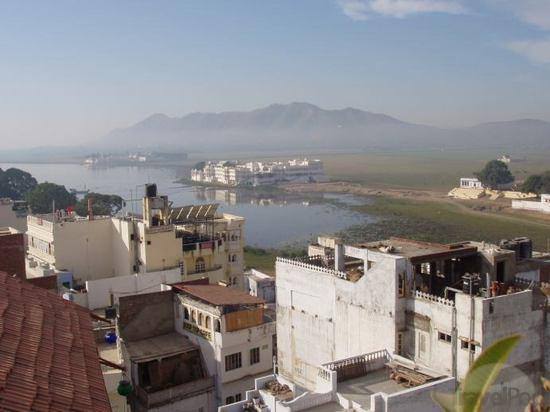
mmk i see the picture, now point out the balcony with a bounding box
[180,233,223,253]
[134,376,215,408]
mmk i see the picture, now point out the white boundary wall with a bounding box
[85,268,181,310]
[512,198,550,214]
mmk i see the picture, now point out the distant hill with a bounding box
[97,102,550,151]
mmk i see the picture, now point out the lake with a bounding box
[1,163,373,248]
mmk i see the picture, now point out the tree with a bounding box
[0,168,37,199]
[474,160,514,189]
[522,171,550,195]
[74,193,124,217]
[26,182,77,214]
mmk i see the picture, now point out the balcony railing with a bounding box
[181,234,223,252]
[134,376,215,408]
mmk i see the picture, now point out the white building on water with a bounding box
[191,159,328,187]
[222,236,549,412]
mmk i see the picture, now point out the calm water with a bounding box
[1,163,372,248]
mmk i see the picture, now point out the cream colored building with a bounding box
[26,184,246,307]
[0,198,28,232]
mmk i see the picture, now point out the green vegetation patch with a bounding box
[344,197,550,251]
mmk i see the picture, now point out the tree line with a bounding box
[0,167,124,216]
[475,160,550,195]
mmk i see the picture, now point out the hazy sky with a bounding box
[1,0,550,149]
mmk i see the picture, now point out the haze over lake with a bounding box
[1,163,370,248]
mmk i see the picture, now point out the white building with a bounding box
[227,236,547,412]
[245,269,276,304]
[512,194,550,214]
[459,177,483,189]
[0,198,28,232]
[191,159,327,187]
[219,352,456,412]
[173,281,277,406]
[26,184,246,309]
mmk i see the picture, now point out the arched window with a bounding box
[184,307,189,320]
[195,257,205,273]
[191,310,197,323]
[215,319,221,332]
[198,313,203,327]
[205,316,211,329]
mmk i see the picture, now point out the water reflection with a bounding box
[0,163,371,248]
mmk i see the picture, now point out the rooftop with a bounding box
[336,369,408,408]
[0,227,21,236]
[354,237,478,263]
[0,272,111,411]
[173,283,265,307]
[124,332,197,362]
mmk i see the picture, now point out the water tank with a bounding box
[145,183,157,198]
[514,237,533,259]
[104,331,117,344]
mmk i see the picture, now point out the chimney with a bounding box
[88,197,94,221]
[334,239,345,272]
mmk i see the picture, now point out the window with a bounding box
[398,272,405,297]
[225,352,242,371]
[418,332,428,360]
[198,313,203,326]
[205,316,211,329]
[235,393,242,402]
[461,339,476,352]
[191,310,197,323]
[497,261,505,283]
[225,396,234,405]
[195,257,205,273]
[438,331,452,343]
[250,347,260,365]
[397,333,403,355]
[183,307,189,320]
[215,319,221,332]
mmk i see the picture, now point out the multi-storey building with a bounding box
[223,235,549,412]
[117,279,276,411]
[173,280,276,406]
[26,184,245,309]
[118,291,216,412]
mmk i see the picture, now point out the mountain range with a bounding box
[99,102,550,152]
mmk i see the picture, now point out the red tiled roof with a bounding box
[0,272,111,411]
[173,283,265,306]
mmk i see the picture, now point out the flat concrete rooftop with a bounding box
[125,332,197,362]
[336,368,409,408]
[354,237,478,263]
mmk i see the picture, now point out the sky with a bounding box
[1,0,550,149]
